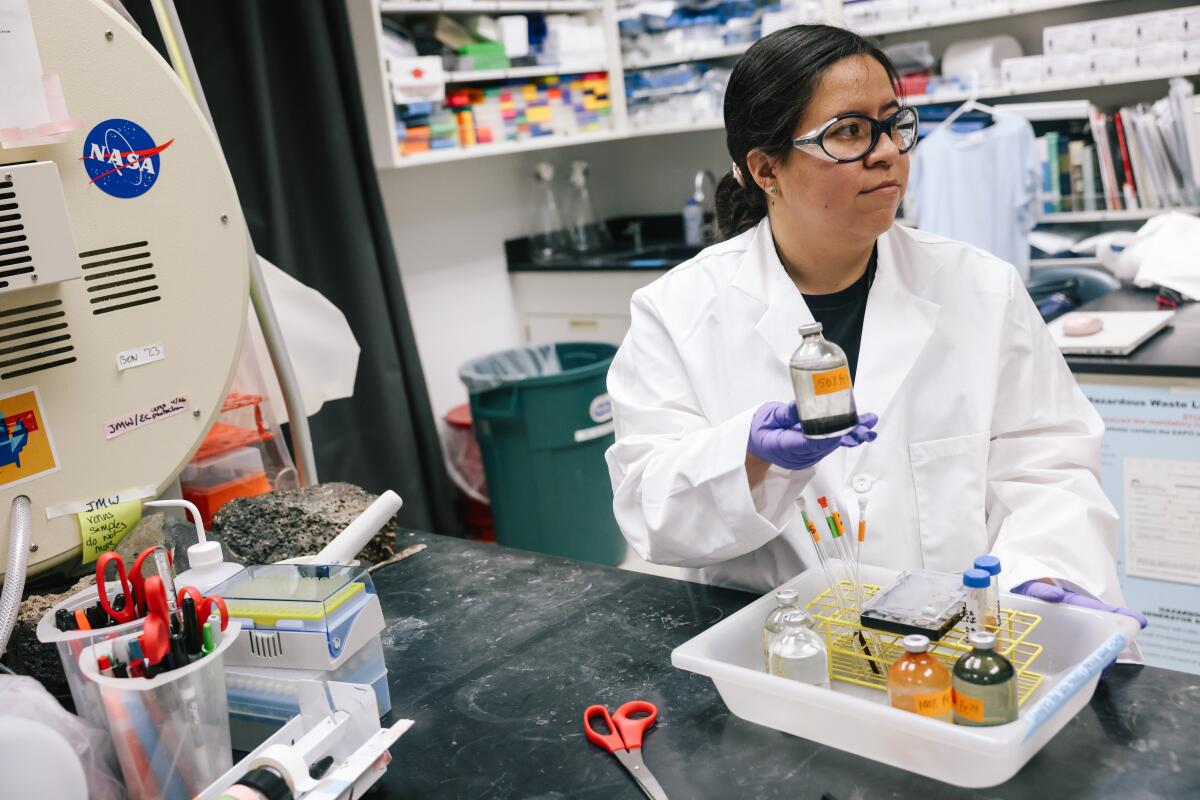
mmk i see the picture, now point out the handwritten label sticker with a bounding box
[913,688,953,717]
[954,691,985,723]
[0,386,61,490]
[116,343,165,371]
[811,366,851,396]
[105,395,189,439]
[78,498,142,564]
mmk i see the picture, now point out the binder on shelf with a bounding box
[1113,111,1138,210]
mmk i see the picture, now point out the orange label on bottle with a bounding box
[811,366,851,396]
[912,689,953,717]
[954,691,985,723]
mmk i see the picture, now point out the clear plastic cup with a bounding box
[78,620,241,800]
[35,581,146,730]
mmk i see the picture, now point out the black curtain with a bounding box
[126,1,462,536]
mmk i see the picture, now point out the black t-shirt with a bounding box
[801,247,877,380]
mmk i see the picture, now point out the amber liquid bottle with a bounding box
[887,634,953,722]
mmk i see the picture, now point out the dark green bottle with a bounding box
[952,631,1018,726]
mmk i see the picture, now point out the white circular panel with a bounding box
[0,1,248,576]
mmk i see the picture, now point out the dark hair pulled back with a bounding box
[716,24,901,240]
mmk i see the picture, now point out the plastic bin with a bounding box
[181,445,271,527]
[78,620,241,800]
[460,342,623,565]
[672,563,1140,788]
[36,581,147,729]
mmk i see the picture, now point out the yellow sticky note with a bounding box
[78,499,142,563]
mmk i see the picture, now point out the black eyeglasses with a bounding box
[792,106,919,163]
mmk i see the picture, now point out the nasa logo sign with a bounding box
[81,118,173,199]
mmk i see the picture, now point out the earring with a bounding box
[768,185,778,196]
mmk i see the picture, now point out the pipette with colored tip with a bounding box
[799,496,846,615]
[818,495,860,605]
[821,494,881,675]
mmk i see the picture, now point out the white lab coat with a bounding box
[605,217,1125,605]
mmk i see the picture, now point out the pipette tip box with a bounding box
[212,564,391,721]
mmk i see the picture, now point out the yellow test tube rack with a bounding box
[804,582,1046,705]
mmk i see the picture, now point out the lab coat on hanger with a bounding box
[605,216,1125,605]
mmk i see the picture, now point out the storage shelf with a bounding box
[445,63,607,82]
[1038,207,1200,222]
[859,0,1115,37]
[623,42,750,71]
[393,128,623,167]
[907,65,1200,107]
[628,118,723,137]
[1031,257,1104,268]
[381,0,599,12]
[904,207,1199,228]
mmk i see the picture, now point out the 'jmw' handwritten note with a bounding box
[105,395,190,439]
[79,498,142,563]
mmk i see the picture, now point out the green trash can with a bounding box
[460,342,624,565]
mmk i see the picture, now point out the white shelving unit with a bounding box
[623,42,751,71]
[380,128,626,166]
[380,1,600,12]
[903,206,1199,228]
[1040,207,1200,222]
[349,0,630,168]
[348,0,1200,169]
[1031,256,1104,268]
[446,62,608,83]
[856,0,1115,37]
[907,64,1200,108]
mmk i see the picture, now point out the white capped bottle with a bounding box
[789,323,858,438]
[146,499,245,593]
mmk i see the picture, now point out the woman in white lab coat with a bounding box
[605,25,1144,624]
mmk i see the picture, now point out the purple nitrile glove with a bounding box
[747,401,878,471]
[1014,581,1148,629]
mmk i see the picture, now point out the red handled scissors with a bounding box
[584,701,669,800]
[95,547,172,624]
[176,585,229,632]
[138,575,172,665]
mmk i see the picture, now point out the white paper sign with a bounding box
[1124,456,1200,586]
[0,0,51,130]
[104,395,190,439]
[116,343,165,371]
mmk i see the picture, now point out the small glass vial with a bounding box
[953,631,1018,726]
[974,555,1002,634]
[768,611,830,689]
[962,568,997,634]
[887,634,953,722]
[789,323,859,438]
[762,589,804,668]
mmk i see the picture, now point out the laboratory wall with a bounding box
[378,129,727,419]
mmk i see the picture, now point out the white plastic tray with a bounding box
[672,563,1139,788]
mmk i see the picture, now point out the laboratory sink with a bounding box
[505,214,704,272]
[623,244,703,269]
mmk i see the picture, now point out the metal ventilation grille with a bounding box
[79,240,161,315]
[0,298,75,380]
[0,179,34,289]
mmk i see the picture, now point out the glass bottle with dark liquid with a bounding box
[789,323,858,438]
